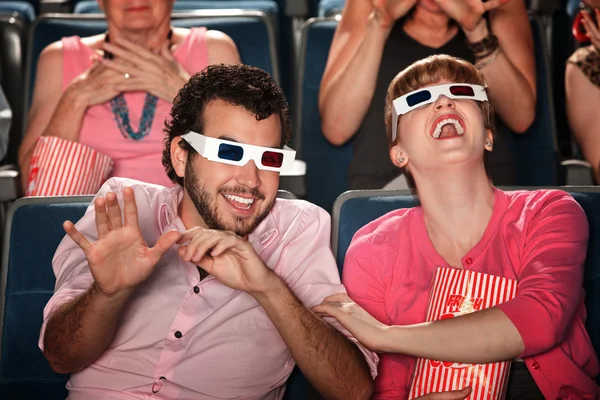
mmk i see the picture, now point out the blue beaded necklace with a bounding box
[104,30,172,141]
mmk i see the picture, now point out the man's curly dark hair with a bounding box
[162,64,292,186]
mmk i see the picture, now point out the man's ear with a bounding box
[171,137,188,178]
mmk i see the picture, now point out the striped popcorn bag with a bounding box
[26,136,113,196]
[409,268,518,400]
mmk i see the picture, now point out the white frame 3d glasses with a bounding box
[391,83,488,141]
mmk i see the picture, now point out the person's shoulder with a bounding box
[203,29,239,61]
[350,207,414,250]
[269,198,331,233]
[38,40,64,65]
[502,188,586,225]
[504,188,580,210]
[96,177,175,207]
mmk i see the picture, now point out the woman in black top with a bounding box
[319,0,536,189]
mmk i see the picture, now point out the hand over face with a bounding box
[177,227,279,295]
[63,187,181,297]
[101,36,190,102]
[434,0,510,32]
[372,0,418,29]
[582,9,600,51]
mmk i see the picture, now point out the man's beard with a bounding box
[184,160,275,237]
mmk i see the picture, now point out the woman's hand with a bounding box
[101,36,190,102]
[312,292,391,352]
[434,0,510,32]
[68,57,128,107]
[582,9,600,51]
[372,0,417,30]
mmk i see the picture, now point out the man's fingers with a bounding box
[105,192,123,230]
[177,227,205,244]
[210,235,243,257]
[63,220,93,253]
[482,0,510,12]
[122,187,140,228]
[149,230,182,260]
[190,235,224,263]
[94,197,109,238]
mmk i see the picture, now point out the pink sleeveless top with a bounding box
[61,28,209,187]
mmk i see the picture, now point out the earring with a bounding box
[398,157,405,163]
[485,139,492,147]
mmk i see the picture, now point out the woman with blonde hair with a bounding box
[314,55,599,399]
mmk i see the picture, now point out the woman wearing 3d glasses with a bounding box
[314,55,599,399]
[319,0,536,190]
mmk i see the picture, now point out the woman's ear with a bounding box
[171,137,188,178]
[390,144,409,168]
[484,130,494,152]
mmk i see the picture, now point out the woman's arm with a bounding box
[318,0,415,146]
[472,0,537,133]
[18,42,87,190]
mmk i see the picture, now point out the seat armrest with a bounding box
[39,0,72,14]
[285,0,309,17]
[0,166,20,202]
[561,159,595,185]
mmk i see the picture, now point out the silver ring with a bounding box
[124,73,130,79]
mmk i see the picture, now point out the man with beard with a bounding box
[38,64,376,400]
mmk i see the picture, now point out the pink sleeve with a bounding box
[496,192,589,357]
[343,231,392,326]
[278,206,379,379]
[343,227,403,396]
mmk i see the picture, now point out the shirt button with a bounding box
[531,361,540,370]
[174,331,182,339]
[465,257,473,265]
[193,286,200,294]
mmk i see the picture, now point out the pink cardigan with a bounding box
[343,188,599,399]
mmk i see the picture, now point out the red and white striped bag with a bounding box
[26,136,113,196]
[409,268,518,400]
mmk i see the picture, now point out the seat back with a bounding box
[332,189,417,271]
[502,13,559,186]
[0,12,27,165]
[295,17,351,213]
[318,0,344,16]
[331,187,600,361]
[24,12,279,117]
[0,1,35,21]
[0,196,92,399]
